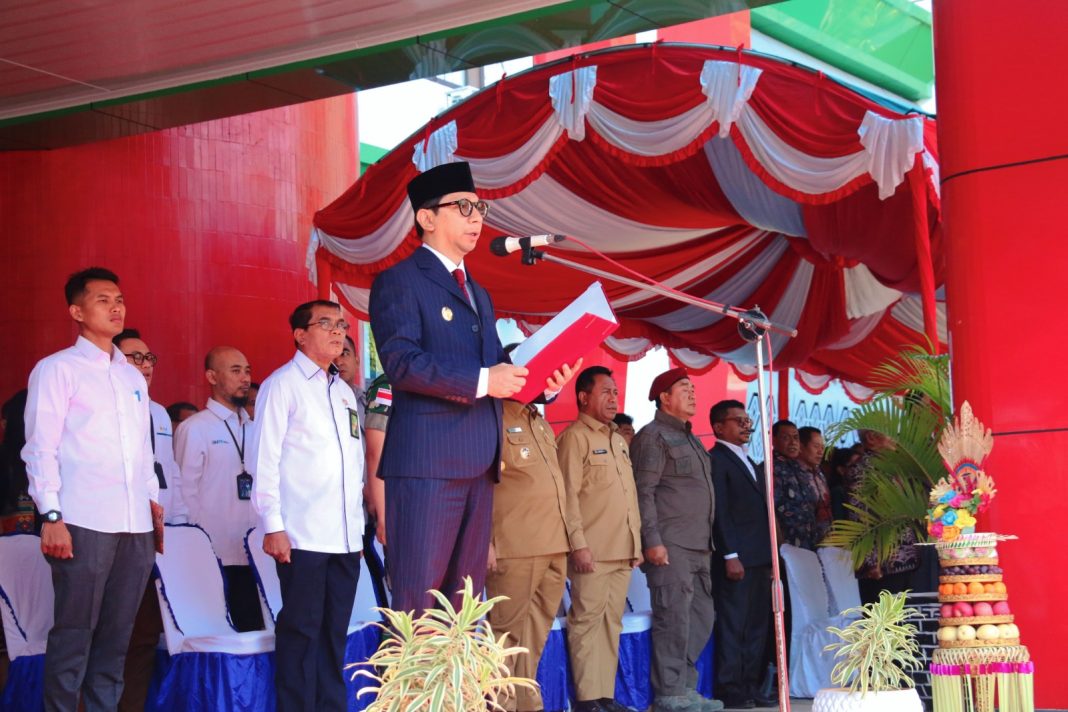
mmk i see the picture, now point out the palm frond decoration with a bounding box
[822,344,950,567]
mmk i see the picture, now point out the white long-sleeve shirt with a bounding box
[150,400,188,524]
[250,350,365,554]
[22,335,159,533]
[174,398,258,565]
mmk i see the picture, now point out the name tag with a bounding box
[236,472,253,500]
[593,448,608,455]
[348,408,361,439]
[507,427,523,433]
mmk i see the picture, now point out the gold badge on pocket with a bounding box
[441,306,453,321]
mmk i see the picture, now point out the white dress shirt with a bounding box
[251,350,365,554]
[150,400,188,524]
[22,336,159,533]
[174,398,259,565]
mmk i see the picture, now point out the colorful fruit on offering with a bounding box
[957,625,977,640]
[941,604,955,617]
[982,583,995,593]
[967,581,985,595]
[992,601,1012,615]
[939,564,1003,575]
[954,582,968,595]
[977,624,1000,640]
[993,581,1007,594]
[939,626,958,641]
[998,623,1020,638]
[972,602,994,616]
[953,602,974,617]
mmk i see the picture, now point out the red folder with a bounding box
[510,282,619,403]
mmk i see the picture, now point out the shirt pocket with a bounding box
[667,444,696,476]
[505,430,538,469]
[587,452,613,486]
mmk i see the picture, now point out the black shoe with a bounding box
[721,699,755,710]
[599,699,634,712]
[573,700,604,712]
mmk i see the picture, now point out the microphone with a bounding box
[489,234,566,257]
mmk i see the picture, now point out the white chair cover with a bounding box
[626,566,651,613]
[155,525,273,655]
[819,546,862,615]
[244,527,281,629]
[0,534,53,659]
[780,544,848,698]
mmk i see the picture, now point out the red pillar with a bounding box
[934,2,1068,706]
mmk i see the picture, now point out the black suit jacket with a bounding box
[710,441,772,568]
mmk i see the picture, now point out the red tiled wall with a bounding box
[0,95,359,409]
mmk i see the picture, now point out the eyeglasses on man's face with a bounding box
[124,351,158,366]
[304,318,350,333]
[723,416,753,427]
[432,197,490,218]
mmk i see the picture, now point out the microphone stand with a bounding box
[522,244,793,712]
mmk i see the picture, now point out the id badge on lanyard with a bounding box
[223,419,251,501]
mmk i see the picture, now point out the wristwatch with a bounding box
[44,510,62,523]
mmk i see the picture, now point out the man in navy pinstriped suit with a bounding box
[370,161,579,614]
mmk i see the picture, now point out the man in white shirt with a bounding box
[333,335,389,610]
[112,328,187,712]
[113,328,187,523]
[22,267,159,712]
[251,300,365,712]
[174,346,263,631]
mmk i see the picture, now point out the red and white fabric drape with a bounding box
[312,44,944,395]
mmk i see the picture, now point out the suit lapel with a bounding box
[718,443,763,495]
[413,247,476,312]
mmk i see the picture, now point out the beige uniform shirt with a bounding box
[493,400,573,558]
[556,412,641,562]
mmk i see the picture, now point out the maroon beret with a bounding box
[648,367,689,401]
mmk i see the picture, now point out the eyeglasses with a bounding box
[432,198,490,218]
[723,416,753,427]
[303,318,350,332]
[124,351,158,366]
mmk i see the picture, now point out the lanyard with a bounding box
[222,417,246,468]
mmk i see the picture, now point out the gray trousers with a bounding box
[44,524,155,712]
[645,545,716,698]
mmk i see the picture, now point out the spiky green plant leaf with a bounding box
[821,345,949,566]
[824,590,921,694]
[350,576,538,711]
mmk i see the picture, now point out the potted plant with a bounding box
[351,576,538,711]
[814,590,924,712]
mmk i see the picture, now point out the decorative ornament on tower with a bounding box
[927,402,1034,712]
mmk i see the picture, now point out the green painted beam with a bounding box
[752,0,933,101]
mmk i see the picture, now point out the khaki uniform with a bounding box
[487,401,574,712]
[632,409,716,700]
[556,413,641,702]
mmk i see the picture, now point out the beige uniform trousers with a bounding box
[487,553,568,711]
[567,559,633,701]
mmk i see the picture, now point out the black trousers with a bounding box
[223,565,266,632]
[713,562,771,703]
[45,524,155,712]
[274,549,361,712]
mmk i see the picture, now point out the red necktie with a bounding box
[452,268,470,301]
